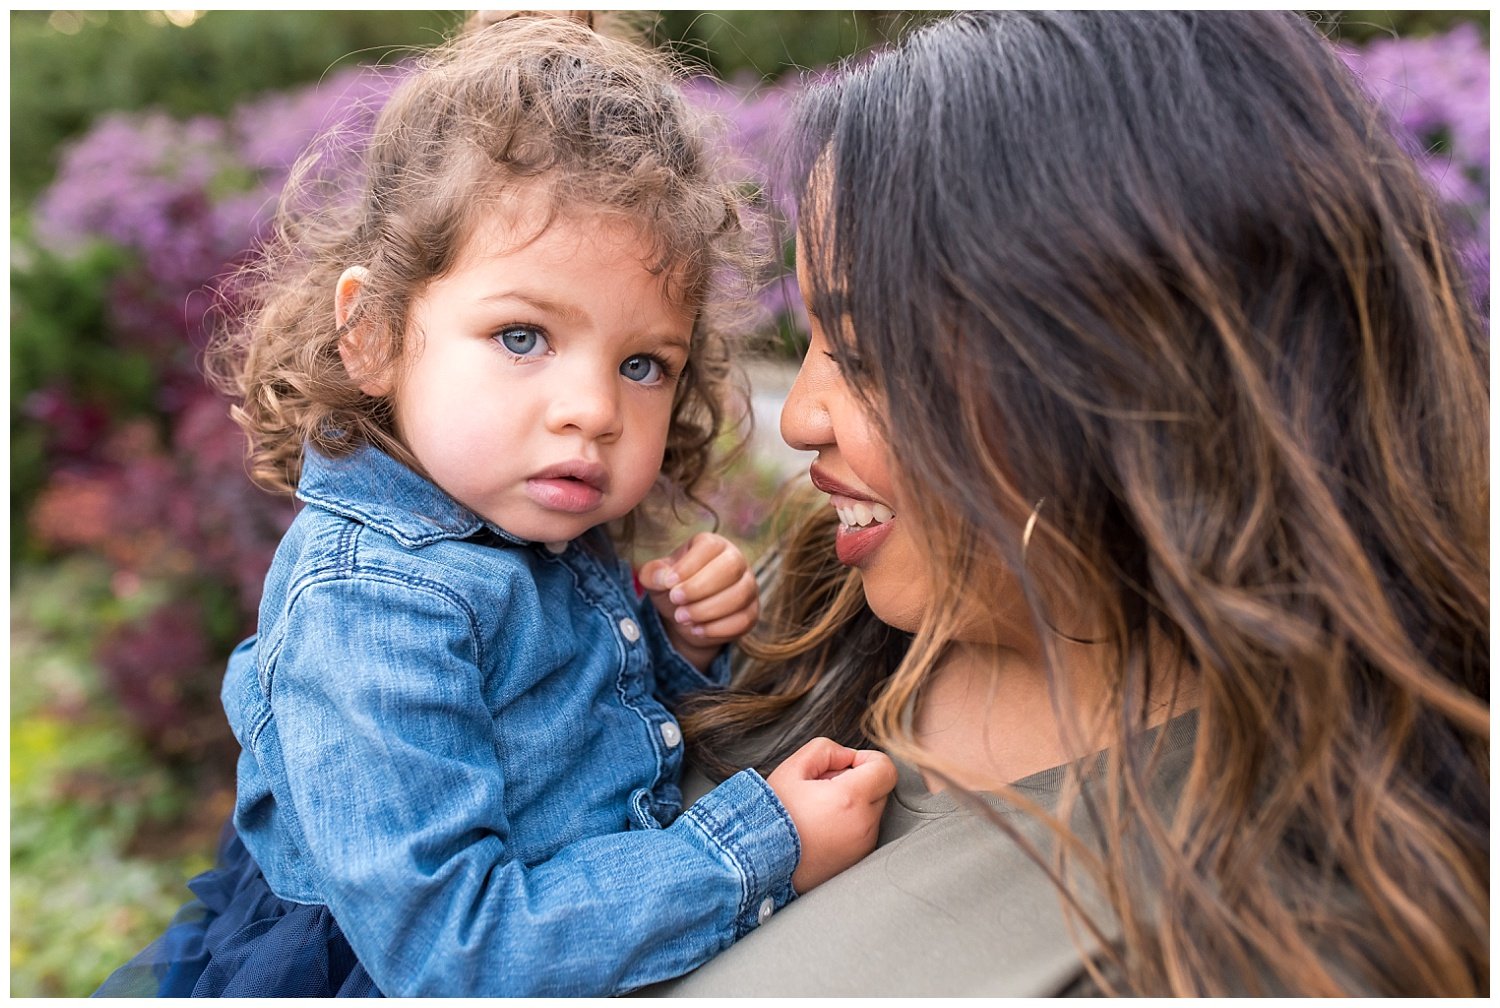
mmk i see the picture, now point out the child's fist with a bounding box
[638,532,759,671]
[765,737,897,893]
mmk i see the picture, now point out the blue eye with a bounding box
[497,326,548,357]
[620,354,664,384]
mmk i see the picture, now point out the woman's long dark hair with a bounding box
[692,11,1488,996]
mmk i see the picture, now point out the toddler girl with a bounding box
[95,13,894,998]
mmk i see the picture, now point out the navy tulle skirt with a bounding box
[94,826,382,997]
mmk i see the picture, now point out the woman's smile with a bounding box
[811,468,897,566]
[833,516,895,567]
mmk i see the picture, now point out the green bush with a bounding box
[1327,9,1488,43]
[10,10,457,204]
[10,10,931,208]
[10,556,228,997]
[21,8,1480,207]
[10,233,140,543]
[647,10,939,79]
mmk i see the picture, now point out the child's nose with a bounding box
[545,365,622,441]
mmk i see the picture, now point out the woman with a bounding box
[656,10,1488,996]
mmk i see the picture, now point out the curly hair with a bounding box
[207,13,762,539]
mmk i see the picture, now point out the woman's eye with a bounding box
[620,354,664,384]
[824,349,867,376]
[497,326,548,358]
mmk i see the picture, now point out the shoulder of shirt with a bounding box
[272,444,628,614]
[293,442,528,551]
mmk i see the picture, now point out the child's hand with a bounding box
[766,737,898,893]
[638,532,759,672]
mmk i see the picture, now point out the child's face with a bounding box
[361,203,693,544]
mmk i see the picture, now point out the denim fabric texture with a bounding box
[221,444,800,996]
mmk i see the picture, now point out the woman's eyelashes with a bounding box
[823,348,868,377]
[495,324,549,359]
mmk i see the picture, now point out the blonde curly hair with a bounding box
[208,13,762,538]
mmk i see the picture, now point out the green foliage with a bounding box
[647,10,943,80]
[10,236,143,409]
[9,232,140,541]
[11,9,1488,207]
[10,10,925,208]
[11,842,208,997]
[10,9,459,203]
[11,557,223,997]
[1320,9,1490,43]
[645,10,1489,78]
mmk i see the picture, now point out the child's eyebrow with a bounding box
[655,331,692,355]
[481,291,587,324]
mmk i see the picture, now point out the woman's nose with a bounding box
[780,350,834,452]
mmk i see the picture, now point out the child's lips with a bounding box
[525,477,604,513]
[526,461,607,513]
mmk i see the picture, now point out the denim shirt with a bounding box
[221,444,800,996]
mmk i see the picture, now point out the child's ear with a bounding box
[334,266,394,398]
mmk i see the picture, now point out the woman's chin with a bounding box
[860,580,925,634]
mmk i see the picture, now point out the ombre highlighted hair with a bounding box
[687,11,1488,996]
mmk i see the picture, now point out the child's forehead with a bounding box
[451,194,696,304]
[457,188,641,255]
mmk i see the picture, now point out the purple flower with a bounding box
[1339,23,1490,294]
[1341,23,1489,176]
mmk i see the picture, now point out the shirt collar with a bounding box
[296,442,527,549]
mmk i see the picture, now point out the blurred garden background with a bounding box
[10,9,1490,996]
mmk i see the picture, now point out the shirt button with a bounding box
[757,897,774,925]
[618,618,641,642]
[544,540,568,554]
[659,721,682,748]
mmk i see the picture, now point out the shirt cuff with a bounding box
[680,768,800,938]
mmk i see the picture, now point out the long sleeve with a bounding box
[264,573,799,997]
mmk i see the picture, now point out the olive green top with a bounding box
[647,711,1198,997]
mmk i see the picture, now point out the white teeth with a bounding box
[833,499,895,529]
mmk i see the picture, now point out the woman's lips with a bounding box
[835,519,894,566]
[810,466,896,567]
[809,467,870,502]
